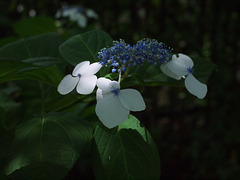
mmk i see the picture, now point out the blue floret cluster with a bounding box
[98,38,172,73]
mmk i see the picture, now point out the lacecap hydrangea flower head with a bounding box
[57,38,208,129]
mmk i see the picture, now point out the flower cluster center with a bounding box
[187,67,194,74]
[98,38,172,74]
[111,88,120,96]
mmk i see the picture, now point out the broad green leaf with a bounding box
[0,61,62,86]
[5,112,93,180]
[8,163,69,180]
[0,127,15,176]
[0,33,62,62]
[46,94,79,112]
[22,57,63,67]
[191,56,216,82]
[118,115,152,142]
[13,16,57,37]
[59,30,113,65]
[0,33,64,85]
[0,36,19,47]
[93,115,160,180]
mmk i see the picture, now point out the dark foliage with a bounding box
[0,0,239,179]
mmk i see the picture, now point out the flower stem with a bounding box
[121,68,130,82]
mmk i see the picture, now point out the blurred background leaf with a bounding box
[13,16,57,37]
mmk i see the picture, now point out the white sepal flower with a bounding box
[160,53,207,99]
[58,61,102,95]
[95,78,146,128]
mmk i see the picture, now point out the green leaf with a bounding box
[192,56,217,82]
[0,61,63,86]
[0,33,64,85]
[0,36,19,47]
[0,128,15,174]
[21,57,63,67]
[8,163,69,180]
[59,30,113,65]
[46,94,79,112]
[93,115,160,180]
[5,112,93,180]
[13,16,57,37]
[0,33,62,62]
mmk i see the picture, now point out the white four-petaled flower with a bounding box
[95,78,146,128]
[160,53,207,99]
[58,61,102,95]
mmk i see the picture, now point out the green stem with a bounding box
[121,67,131,82]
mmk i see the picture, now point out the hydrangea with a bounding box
[57,38,207,130]
[160,53,207,99]
[55,6,98,28]
[95,77,146,128]
[98,38,171,73]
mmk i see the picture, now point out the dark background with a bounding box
[0,0,239,179]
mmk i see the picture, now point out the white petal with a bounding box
[175,53,194,67]
[76,75,97,94]
[86,9,98,19]
[76,14,87,28]
[97,78,120,92]
[184,74,207,99]
[57,74,79,95]
[118,89,146,111]
[166,57,189,77]
[81,62,102,76]
[160,64,182,80]
[72,61,90,76]
[96,88,103,101]
[95,94,129,128]
[96,88,111,101]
